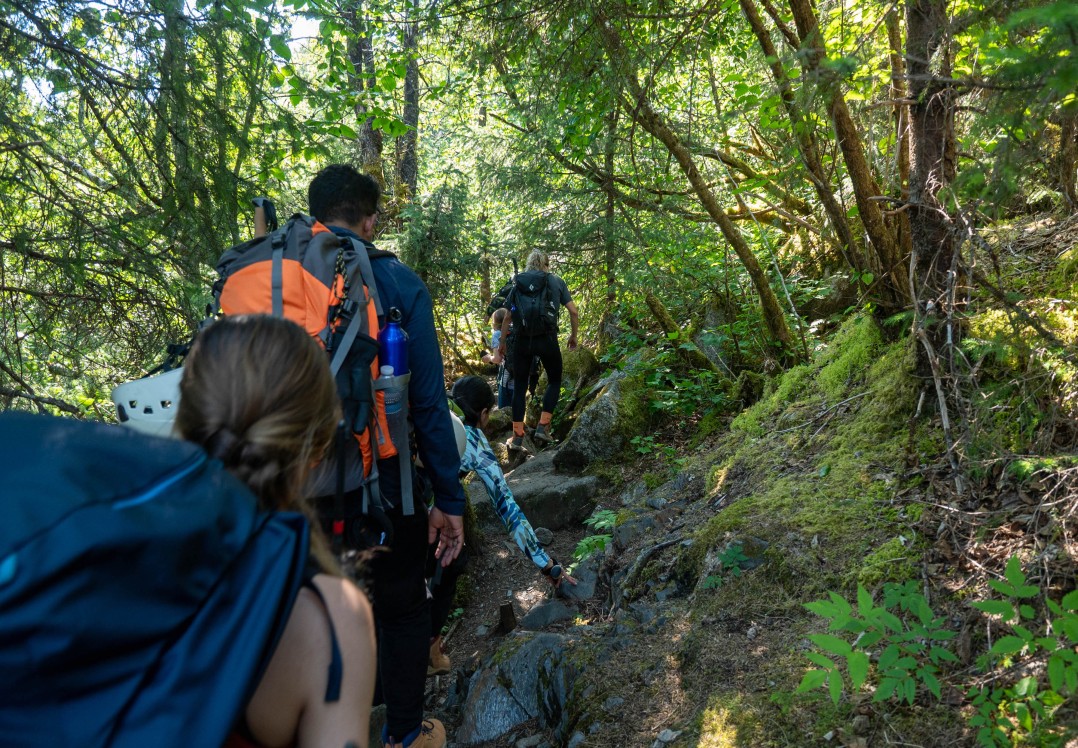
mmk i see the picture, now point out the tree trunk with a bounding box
[344,2,385,184]
[1059,111,1077,210]
[739,0,862,273]
[886,10,912,259]
[596,17,795,358]
[396,13,420,199]
[788,0,906,307]
[906,0,957,324]
[604,107,618,306]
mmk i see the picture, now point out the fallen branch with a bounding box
[610,537,684,616]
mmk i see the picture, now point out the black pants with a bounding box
[312,458,435,740]
[370,502,431,740]
[427,547,469,638]
[510,334,562,422]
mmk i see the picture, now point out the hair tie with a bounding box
[207,427,241,463]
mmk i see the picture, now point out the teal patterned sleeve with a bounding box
[461,425,551,571]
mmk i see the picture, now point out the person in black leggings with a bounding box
[497,250,579,449]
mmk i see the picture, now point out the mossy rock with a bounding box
[553,351,654,471]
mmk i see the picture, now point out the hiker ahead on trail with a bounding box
[497,249,579,449]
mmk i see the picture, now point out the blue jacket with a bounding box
[331,226,465,517]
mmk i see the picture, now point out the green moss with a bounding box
[678,315,923,600]
[814,315,884,402]
[612,371,654,451]
[642,472,665,489]
[857,537,917,588]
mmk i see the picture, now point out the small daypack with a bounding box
[212,214,415,538]
[0,412,309,747]
[508,269,558,338]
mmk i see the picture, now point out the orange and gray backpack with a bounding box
[210,209,414,549]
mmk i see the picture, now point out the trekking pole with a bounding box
[251,197,278,238]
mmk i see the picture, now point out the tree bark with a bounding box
[344,2,384,184]
[906,0,956,313]
[396,11,420,198]
[787,0,906,307]
[1059,111,1077,210]
[886,10,912,259]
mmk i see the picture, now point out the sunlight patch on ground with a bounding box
[697,702,738,748]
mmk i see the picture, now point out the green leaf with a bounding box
[805,652,836,669]
[879,644,901,669]
[1062,589,1078,611]
[988,636,1027,658]
[861,272,875,285]
[847,651,869,690]
[1047,655,1064,692]
[270,35,292,62]
[901,677,916,705]
[1003,556,1026,588]
[988,579,1017,597]
[796,669,828,693]
[818,464,830,477]
[1013,676,1037,698]
[828,671,843,704]
[810,634,852,657]
[874,677,897,701]
[922,669,941,699]
[857,586,873,616]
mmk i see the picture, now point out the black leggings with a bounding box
[511,334,562,421]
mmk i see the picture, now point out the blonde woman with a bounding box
[497,249,579,448]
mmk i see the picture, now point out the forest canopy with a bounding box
[0,0,1075,418]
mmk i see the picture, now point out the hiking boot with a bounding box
[383,718,446,748]
[533,424,553,445]
[507,435,525,452]
[427,636,450,677]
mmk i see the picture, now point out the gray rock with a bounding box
[629,601,656,625]
[457,632,578,745]
[646,497,668,510]
[567,732,586,748]
[534,527,554,546]
[475,624,490,636]
[603,696,625,712]
[658,728,683,743]
[520,600,573,630]
[613,514,658,550]
[558,554,599,601]
[516,735,545,748]
[470,449,598,532]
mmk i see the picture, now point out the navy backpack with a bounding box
[0,412,310,747]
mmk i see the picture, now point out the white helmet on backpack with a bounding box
[110,368,184,439]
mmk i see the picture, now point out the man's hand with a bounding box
[429,507,464,566]
[567,333,578,351]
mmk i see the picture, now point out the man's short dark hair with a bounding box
[308,164,381,226]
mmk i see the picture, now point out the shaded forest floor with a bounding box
[419,211,1078,747]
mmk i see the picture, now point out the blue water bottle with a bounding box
[378,307,409,376]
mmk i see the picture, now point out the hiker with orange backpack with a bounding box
[306,165,464,748]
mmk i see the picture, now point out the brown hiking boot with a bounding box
[383,719,446,748]
[427,636,450,677]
